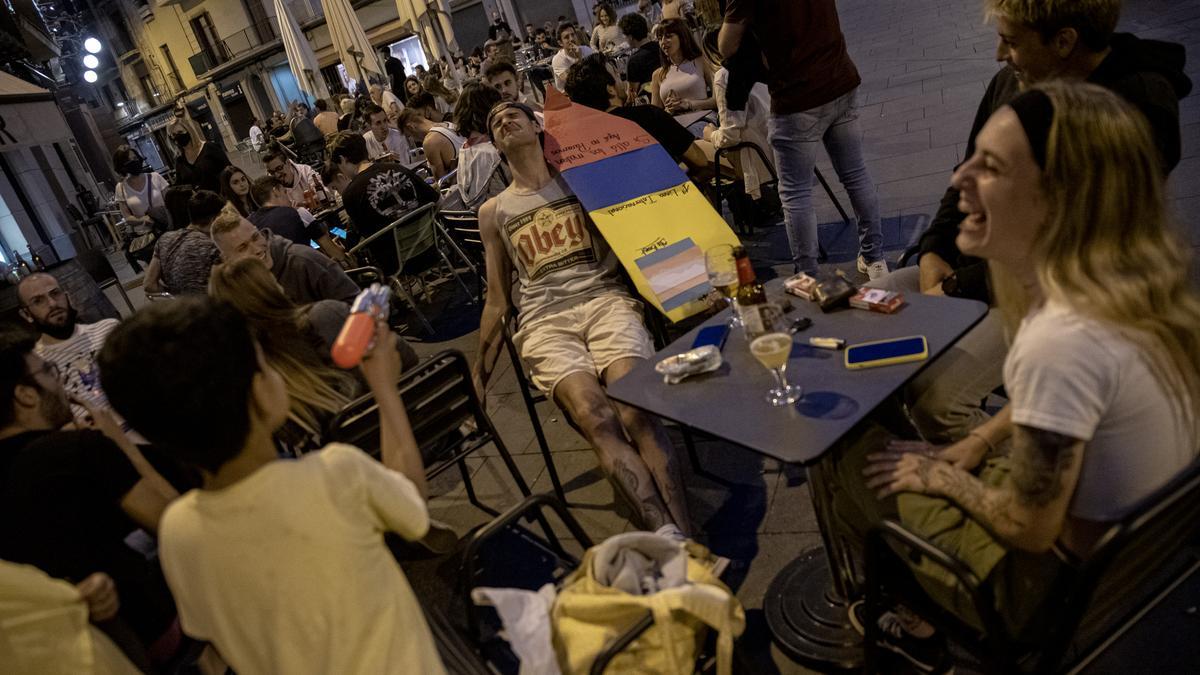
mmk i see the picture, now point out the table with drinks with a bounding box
[606,245,988,668]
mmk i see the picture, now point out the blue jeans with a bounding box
[769,88,882,274]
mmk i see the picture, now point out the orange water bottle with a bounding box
[331,283,391,369]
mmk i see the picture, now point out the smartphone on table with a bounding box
[692,324,731,351]
[844,336,928,370]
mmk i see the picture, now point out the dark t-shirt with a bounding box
[342,162,440,273]
[250,205,327,246]
[626,41,661,86]
[174,142,231,193]
[726,0,860,114]
[0,429,175,641]
[611,105,696,163]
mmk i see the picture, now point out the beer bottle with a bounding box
[30,249,45,271]
[13,251,32,277]
[734,246,768,339]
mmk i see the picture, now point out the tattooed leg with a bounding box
[613,399,692,535]
[555,371,674,530]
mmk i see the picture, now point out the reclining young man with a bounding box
[472,101,693,537]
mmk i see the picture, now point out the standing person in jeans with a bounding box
[720,0,887,279]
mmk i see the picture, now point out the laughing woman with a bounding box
[829,81,1200,672]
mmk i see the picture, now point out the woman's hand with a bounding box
[886,434,991,472]
[360,317,402,388]
[77,573,119,622]
[862,449,945,499]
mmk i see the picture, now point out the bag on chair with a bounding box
[551,532,745,675]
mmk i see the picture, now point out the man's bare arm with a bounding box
[472,199,514,396]
[718,22,746,60]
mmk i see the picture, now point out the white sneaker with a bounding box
[865,259,889,280]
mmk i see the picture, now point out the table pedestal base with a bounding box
[764,548,863,670]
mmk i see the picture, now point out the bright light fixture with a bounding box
[83,70,98,83]
[84,37,102,54]
[82,54,99,69]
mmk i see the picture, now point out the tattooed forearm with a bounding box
[1010,427,1077,507]
[927,461,1030,541]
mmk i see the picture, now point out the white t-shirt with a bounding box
[249,125,265,150]
[159,444,445,675]
[380,89,404,115]
[363,128,412,162]
[1004,300,1197,521]
[552,46,595,91]
[115,173,169,218]
[280,161,320,209]
[35,319,119,419]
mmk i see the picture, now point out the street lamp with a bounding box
[81,37,103,85]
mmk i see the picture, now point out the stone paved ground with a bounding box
[103,1,1197,671]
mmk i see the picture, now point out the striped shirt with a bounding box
[35,319,119,420]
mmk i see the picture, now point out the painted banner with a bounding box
[542,89,741,322]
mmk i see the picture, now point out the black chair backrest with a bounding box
[74,248,118,285]
[1043,458,1200,666]
[325,350,481,469]
[439,209,483,262]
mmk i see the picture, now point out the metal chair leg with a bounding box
[434,239,477,304]
[104,280,136,315]
[390,277,435,335]
[504,329,567,505]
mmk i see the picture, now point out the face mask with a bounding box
[172,132,192,147]
[121,159,145,175]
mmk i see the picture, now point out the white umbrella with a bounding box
[322,0,383,89]
[274,0,328,101]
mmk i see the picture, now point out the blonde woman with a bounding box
[834,82,1200,670]
[209,258,419,453]
[209,258,357,452]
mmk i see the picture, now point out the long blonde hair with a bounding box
[996,81,1200,438]
[208,258,354,435]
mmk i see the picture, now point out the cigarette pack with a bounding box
[849,288,905,314]
[783,273,819,300]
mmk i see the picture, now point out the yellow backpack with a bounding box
[551,540,745,675]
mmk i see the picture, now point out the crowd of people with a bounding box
[3,0,1197,673]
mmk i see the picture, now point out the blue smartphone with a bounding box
[844,335,928,369]
[692,324,730,351]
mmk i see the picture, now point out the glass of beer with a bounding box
[705,244,741,326]
[750,332,801,406]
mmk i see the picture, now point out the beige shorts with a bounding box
[513,294,655,395]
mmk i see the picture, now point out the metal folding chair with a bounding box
[347,202,474,335]
[325,349,532,516]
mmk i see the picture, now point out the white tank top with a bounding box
[491,174,625,326]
